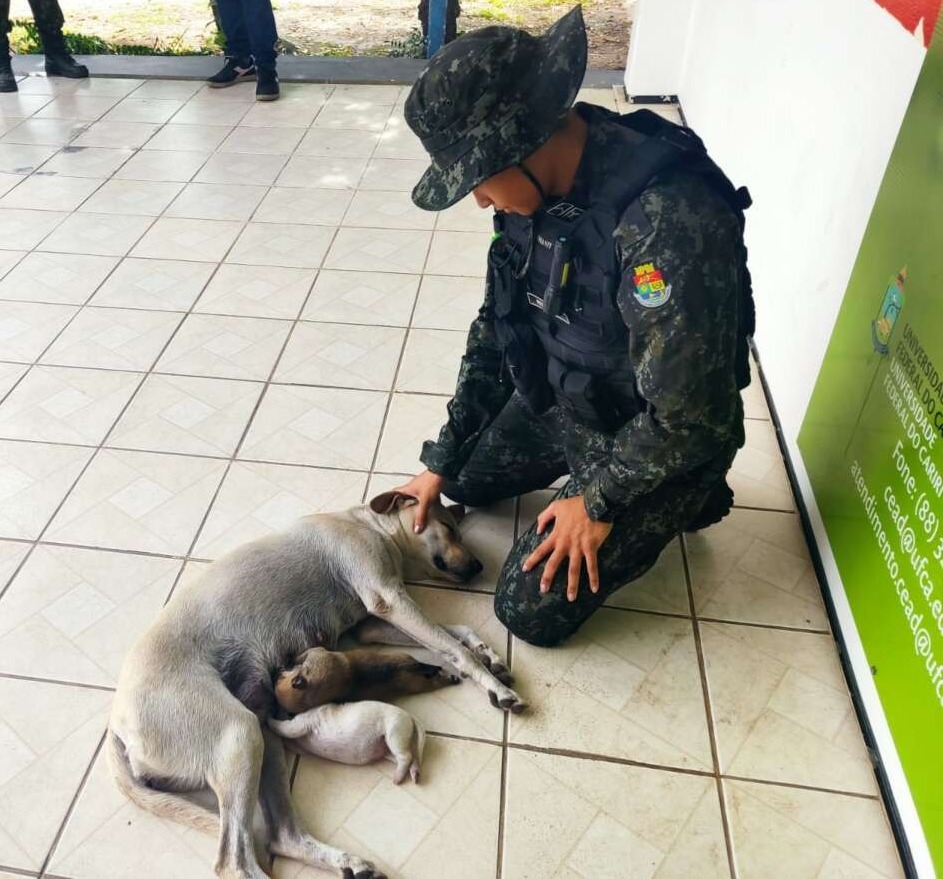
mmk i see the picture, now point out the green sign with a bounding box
[799,13,943,872]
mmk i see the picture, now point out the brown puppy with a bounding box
[275,646,460,716]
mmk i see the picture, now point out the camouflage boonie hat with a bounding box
[405,6,588,211]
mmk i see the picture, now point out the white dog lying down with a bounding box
[269,701,426,785]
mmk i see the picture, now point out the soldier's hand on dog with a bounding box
[394,469,445,533]
[523,496,613,602]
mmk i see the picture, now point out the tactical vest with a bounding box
[488,107,755,432]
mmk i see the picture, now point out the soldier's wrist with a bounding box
[583,484,615,523]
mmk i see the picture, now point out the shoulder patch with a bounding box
[630,261,672,308]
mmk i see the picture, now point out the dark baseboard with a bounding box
[11,53,625,87]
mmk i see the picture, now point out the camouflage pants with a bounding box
[1,0,67,55]
[443,392,735,647]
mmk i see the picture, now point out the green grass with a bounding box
[10,18,215,56]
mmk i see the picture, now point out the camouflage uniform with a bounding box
[406,9,749,647]
[1,0,68,56]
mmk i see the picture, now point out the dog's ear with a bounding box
[291,674,307,690]
[369,491,418,514]
[446,503,466,525]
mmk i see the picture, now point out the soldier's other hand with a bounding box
[394,470,445,533]
[522,497,613,602]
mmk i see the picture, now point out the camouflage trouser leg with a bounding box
[494,452,735,648]
[442,392,569,508]
[442,390,734,647]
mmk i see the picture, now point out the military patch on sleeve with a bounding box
[630,261,671,308]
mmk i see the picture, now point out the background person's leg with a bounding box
[215,0,252,61]
[26,0,87,77]
[495,463,731,647]
[26,0,64,50]
[241,0,278,68]
[442,392,569,508]
[0,1,14,93]
[208,0,257,87]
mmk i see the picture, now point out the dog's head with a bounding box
[274,647,351,715]
[368,491,483,584]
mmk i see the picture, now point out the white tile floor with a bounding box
[0,76,903,879]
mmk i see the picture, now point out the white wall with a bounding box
[626,0,934,872]
[624,0,693,97]
[676,0,925,444]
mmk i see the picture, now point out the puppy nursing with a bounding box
[274,646,459,715]
[271,647,452,784]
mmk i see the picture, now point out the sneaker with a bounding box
[685,481,734,532]
[256,66,279,102]
[44,53,89,78]
[207,56,256,88]
[0,61,16,93]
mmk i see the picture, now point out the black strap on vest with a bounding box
[516,162,547,202]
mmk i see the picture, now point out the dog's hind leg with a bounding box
[206,713,269,879]
[259,729,387,879]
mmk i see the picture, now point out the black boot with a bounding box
[44,53,89,78]
[255,65,279,102]
[686,481,735,532]
[0,58,16,93]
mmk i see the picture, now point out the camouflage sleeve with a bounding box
[419,279,513,478]
[582,174,745,521]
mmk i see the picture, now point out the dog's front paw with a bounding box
[342,860,387,879]
[474,644,515,685]
[487,684,528,714]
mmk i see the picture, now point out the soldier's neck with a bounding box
[526,110,588,201]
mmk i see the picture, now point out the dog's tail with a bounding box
[106,729,218,835]
[410,719,427,784]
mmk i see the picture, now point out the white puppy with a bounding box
[269,701,426,784]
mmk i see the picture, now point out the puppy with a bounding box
[274,646,459,716]
[269,702,427,784]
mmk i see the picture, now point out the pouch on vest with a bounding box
[547,357,618,431]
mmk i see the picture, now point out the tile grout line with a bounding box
[493,495,522,879]
[502,740,714,779]
[0,671,115,692]
[37,730,107,879]
[0,229,486,262]
[697,615,831,636]
[731,501,795,514]
[722,773,880,802]
[681,534,739,879]
[0,863,39,878]
[0,294,475,331]
[495,625,513,879]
